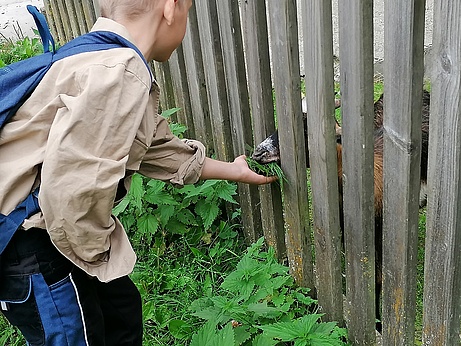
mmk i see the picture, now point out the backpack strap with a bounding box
[54,31,152,84]
[0,189,40,254]
[27,5,55,53]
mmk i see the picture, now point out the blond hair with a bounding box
[98,0,157,20]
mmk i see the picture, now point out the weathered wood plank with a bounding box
[338,0,376,343]
[181,4,213,153]
[54,0,72,42]
[65,0,81,38]
[381,0,426,344]
[152,61,177,116]
[45,0,65,44]
[301,0,344,325]
[92,0,100,19]
[266,0,314,290]
[72,0,88,35]
[194,0,233,162]
[167,47,194,138]
[81,0,98,31]
[215,0,263,243]
[241,0,286,259]
[43,0,59,46]
[422,0,461,344]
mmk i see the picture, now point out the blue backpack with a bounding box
[0,5,151,254]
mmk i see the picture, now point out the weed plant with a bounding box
[0,34,43,67]
[189,238,348,346]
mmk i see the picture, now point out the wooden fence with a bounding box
[42,0,461,344]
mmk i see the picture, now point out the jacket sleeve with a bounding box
[39,62,150,263]
[138,115,206,187]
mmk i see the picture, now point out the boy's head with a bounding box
[99,0,192,62]
[99,0,156,20]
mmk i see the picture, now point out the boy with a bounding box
[0,0,276,344]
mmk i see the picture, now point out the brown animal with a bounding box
[252,90,430,330]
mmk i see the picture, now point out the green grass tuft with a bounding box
[246,156,287,183]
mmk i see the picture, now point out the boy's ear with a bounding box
[164,0,176,25]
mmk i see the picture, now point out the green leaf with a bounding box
[119,213,135,232]
[217,323,235,346]
[112,196,131,216]
[176,208,198,226]
[258,320,304,341]
[137,213,159,235]
[169,122,188,137]
[190,321,235,346]
[129,174,145,212]
[145,185,179,206]
[165,218,188,235]
[216,183,238,204]
[252,334,278,346]
[247,302,282,319]
[168,319,192,339]
[189,320,216,346]
[195,201,220,230]
[161,107,181,119]
[156,204,176,226]
[233,325,252,345]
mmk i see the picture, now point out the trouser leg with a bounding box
[0,228,143,346]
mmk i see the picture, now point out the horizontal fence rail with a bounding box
[43,0,461,344]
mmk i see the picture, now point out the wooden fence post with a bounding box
[422,0,461,344]
[301,0,344,325]
[266,0,314,290]
[338,0,376,343]
[381,0,426,344]
[241,0,286,260]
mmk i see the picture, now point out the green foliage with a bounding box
[246,157,287,183]
[0,35,43,67]
[132,223,246,345]
[0,317,24,346]
[113,174,238,259]
[189,238,348,345]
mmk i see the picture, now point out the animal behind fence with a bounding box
[252,89,431,330]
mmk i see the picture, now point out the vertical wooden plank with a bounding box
[47,0,66,44]
[43,0,59,44]
[181,4,213,153]
[266,0,314,289]
[168,47,195,138]
[301,0,344,324]
[382,0,425,344]
[338,0,376,343]
[241,0,286,259]
[82,0,98,31]
[422,0,461,344]
[92,0,101,19]
[215,0,263,244]
[195,0,233,162]
[55,0,73,42]
[153,61,177,115]
[65,0,81,38]
[72,0,89,34]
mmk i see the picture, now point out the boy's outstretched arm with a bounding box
[200,156,277,185]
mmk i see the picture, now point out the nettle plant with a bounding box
[0,32,43,67]
[189,238,348,346]
[113,108,239,257]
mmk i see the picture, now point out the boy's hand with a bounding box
[200,156,278,184]
[232,155,278,185]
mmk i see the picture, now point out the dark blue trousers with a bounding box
[0,228,142,345]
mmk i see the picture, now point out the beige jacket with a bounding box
[0,18,206,282]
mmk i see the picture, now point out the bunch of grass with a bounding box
[246,157,287,183]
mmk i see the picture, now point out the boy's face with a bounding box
[153,0,193,61]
